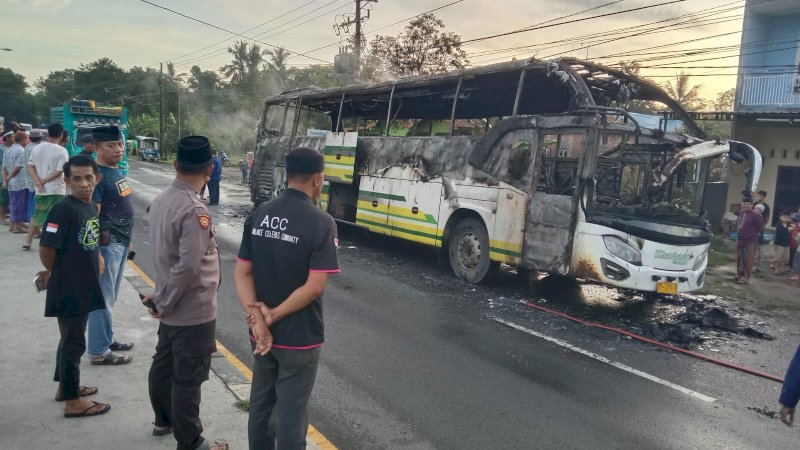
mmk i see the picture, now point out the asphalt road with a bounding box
[124,160,799,449]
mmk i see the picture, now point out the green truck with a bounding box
[50,100,130,175]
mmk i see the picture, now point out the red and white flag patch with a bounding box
[45,223,59,233]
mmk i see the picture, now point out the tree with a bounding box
[263,47,290,89]
[221,41,264,86]
[189,65,221,93]
[617,60,642,77]
[366,13,468,78]
[286,65,337,90]
[73,58,127,102]
[35,69,76,109]
[711,88,736,112]
[663,71,707,111]
[0,68,38,124]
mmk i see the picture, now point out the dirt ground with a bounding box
[702,236,800,315]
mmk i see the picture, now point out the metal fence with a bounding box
[738,73,800,108]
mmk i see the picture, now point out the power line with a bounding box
[286,0,465,61]
[456,0,688,47]
[136,0,330,64]
[169,0,351,70]
[471,13,741,63]
[466,0,744,64]
[149,0,322,67]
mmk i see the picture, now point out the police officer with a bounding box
[144,136,227,450]
[234,147,340,450]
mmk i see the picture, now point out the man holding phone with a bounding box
[39,155,111,418]
[87,126,135,366]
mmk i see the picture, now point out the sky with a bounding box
[2,0,746,99]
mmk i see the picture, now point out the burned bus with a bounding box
[250,58,761,293]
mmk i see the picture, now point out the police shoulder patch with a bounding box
[198,214,211,230]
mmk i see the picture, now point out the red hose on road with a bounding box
[521,300,784,384]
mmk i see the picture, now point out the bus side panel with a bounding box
[522,193,574,274]
[320,181,331,212]
[492,184,526,265]
[323,132,357,184]
[383,167,443,247]
[355,175,393,236]
[437,183,500,258]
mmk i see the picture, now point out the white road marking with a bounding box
[492,317,716,403]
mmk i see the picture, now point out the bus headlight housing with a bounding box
[603,235,642,266]
[692,249,708,271]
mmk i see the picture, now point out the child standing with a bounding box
[773,211,791,275]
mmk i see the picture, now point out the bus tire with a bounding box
[448,218,498,284]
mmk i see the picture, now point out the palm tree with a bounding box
[663,71,706,111]
[164,62,187,86]
[264,47,290,89]
[221,41,264,85]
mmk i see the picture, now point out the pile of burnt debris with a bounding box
[637,294,774,348]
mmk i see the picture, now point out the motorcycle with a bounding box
[220,150,231,167]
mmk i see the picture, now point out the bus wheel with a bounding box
[448,218,497,284]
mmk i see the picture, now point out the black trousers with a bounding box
[208,180,220,205]
[53,314,89,401]
[148,320,216,450]
[248,346,321,450]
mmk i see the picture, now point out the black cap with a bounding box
[92,125,121,142]
[286,147,324,174]
[178,136,212,164]
[79,133,94,145]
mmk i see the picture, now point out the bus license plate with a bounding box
[656,282,678,294]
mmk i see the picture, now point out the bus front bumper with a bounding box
[589,256,706,293]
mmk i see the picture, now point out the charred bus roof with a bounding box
[260,57,704,139]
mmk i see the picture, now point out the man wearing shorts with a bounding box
[25,123,69,250]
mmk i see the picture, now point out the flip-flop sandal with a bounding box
[56,386,98,402]
[109,341,135,351]
[152,426,173,436]
[64,401,111,418]
[90,352,133,365]
[22,244,31,250]
[197,439,228,450]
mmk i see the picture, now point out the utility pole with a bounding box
[159,63,165,157]
[354,1,362,81]
[334,1,377,82]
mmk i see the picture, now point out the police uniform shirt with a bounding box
[40,195,105,317]
[149,179,220,327]
[238,188,340,348]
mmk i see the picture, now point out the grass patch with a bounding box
[234,399,250,412]
[708,235,735,266]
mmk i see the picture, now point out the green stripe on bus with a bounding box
[357,207,438,225]
[358,191,406,202]
[489,246,522,257]
[322,146,356,156]
[356,218,441,241]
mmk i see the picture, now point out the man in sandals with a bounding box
[144,136,227,450]
[87,126,135,366]
[39,155,110,418]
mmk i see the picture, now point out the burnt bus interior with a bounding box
[256,59,709,226]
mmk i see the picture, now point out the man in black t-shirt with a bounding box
[39,155,110,418]
[235,147,339,450]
